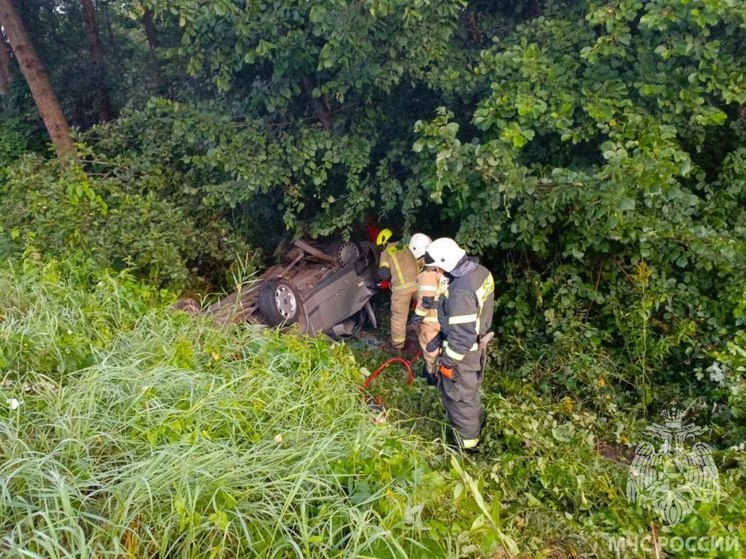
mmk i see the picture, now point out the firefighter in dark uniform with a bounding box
[424,237,494,450]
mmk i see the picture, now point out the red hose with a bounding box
[360,351,421,391]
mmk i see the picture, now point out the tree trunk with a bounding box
[0,0,74,157]
[0,32,11,96]
[142,7,158,51]
[141,6,162,88]
[100,1,117,53]
[80,0,114,122]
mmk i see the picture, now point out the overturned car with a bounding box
[199,239,380,338]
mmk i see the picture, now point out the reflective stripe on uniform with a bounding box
[443,342,465,361]
[444,340,478,357]
[474,274,495,337]
[448,313,478,325]
[416,270,441,325]
[462,438,480,449]
[392,281,417,292]
[389,247,406,286]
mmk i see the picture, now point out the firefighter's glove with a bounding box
[425,333,443,353]
[375,267,392,283]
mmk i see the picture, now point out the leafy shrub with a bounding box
[358,342,746,558]
[410,0,746,400]
[0,154,253,290]
[80,99,378,244]
[0,115,41,172]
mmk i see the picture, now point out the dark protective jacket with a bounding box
[438,257,495,368]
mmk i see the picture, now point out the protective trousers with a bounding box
[438,350,484,441]
[418,321,441,374]
[390,288,417,348]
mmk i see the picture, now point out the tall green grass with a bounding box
[0,261,453,558]
[11,259,742,558]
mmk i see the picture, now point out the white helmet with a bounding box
[408,233,432,259]
[424,237,466,273]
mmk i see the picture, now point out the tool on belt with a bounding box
[477,331,494,379]
[479,331,494,352]
[439,362,455,380]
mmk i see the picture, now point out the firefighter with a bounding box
[408,233,444,385]
[424,237,495,450]
[376,229,419,352]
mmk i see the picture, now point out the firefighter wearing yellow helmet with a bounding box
[375,229,419,351]
[376,228,393,248]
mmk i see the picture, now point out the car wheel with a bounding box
[258,278,302,326]
[326,240,361,267]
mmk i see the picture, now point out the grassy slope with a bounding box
[0,261,744,558]
[0,262,454,558]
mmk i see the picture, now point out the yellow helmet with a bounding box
[376,228,393,247]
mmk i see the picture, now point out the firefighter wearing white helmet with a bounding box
[376,230,419,351]
[408,233,432,260]
[424,237,495,450]
[409,233,446,384]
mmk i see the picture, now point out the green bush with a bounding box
[0,115,39,172]
[357,340,746,558]
[410,0,746,404]
[0,154,253,290]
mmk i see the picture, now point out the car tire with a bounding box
[258,278,302,326]
[326,240,362,267]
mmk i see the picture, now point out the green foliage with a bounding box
[2,2,746,554]
[355,340,746,558]
[0,154,252,289]
[0,260,504,559]
[0,115,39,172]
[5,258,741,559]
[0,75,48,172]
[63,0,743,408]
[0,256,171,376]
[410,0,746,392]
[92,0,482,239]
[81,99,379,241]
[149,0,464,100]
